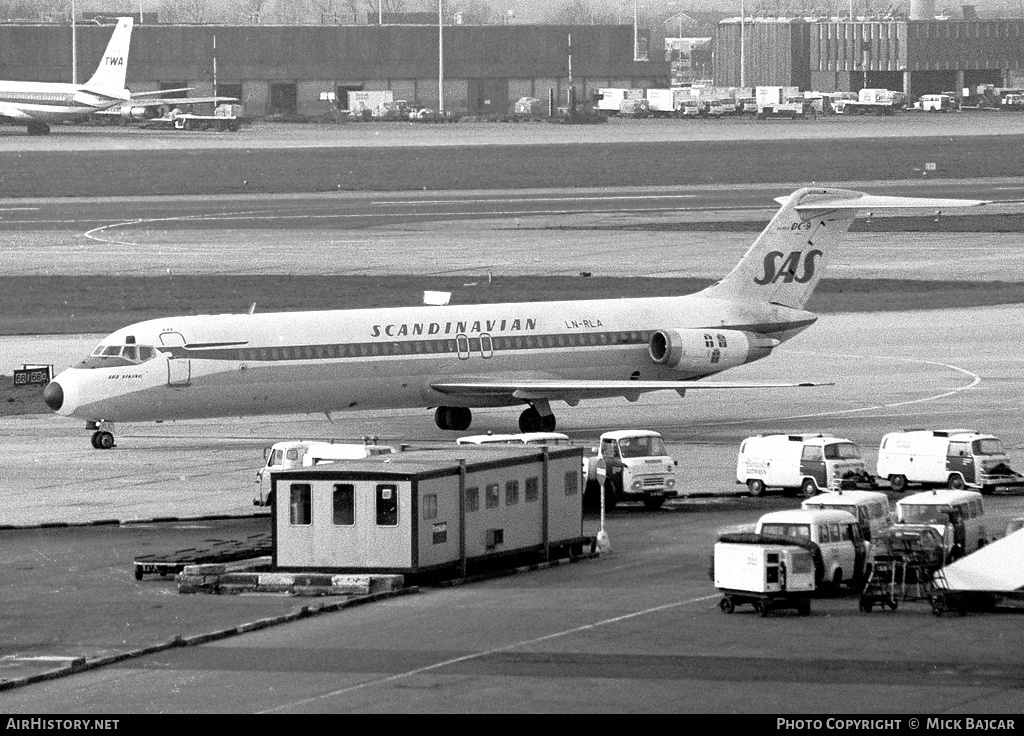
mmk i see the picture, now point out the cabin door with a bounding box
[160,332,191,386]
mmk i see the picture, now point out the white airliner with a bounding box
[0,18,235,135]
[0,18,134,136]
[43,187,987,449]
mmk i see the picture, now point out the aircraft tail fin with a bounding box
[701,187,988,310]
[84,17,133,93]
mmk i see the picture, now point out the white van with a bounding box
[737,434,872,497]
[254,439,396,506]
[895,489,987,561]
[876,429,1024,494]
[755,509,870,589]
[456,432,571,446]
[919,93,953,111]
[801,490,892,542]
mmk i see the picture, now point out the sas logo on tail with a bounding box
[754,249,823,285]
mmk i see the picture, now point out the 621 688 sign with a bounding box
[13,367,51,387]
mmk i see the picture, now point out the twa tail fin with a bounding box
[84,17,133,92]
[701,187,989,310]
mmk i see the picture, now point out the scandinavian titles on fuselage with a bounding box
[370,318,538,338]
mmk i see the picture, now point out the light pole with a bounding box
[71,0,77,84]
[438,0,444,114]
[739,0,745,88]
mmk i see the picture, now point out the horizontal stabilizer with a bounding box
[774,192,990,211]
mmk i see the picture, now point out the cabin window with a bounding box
[485,483,500,509]
[289,484,312,526]
[333,484,355,526]
[376,484,398,526]
[505,480,519,506]
[422,493,438,520]
[525,477,540,502]
[564,471,579,496]
[466,487,479,512]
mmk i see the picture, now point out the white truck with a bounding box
[754,85,811,119]
[736,433,875,497]
[346,90,394,117]
[876,428,1024,494]
[594,88,643,114]
[583,429,678,510]
[254,438,396,506]
[833,88,905,115]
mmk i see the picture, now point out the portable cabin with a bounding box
[271,445,585,574]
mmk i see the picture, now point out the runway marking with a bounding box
[258,592,719,713]
[701,353,981,427]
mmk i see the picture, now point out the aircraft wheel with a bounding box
[90,431,101,449]
[95,431,115,449]
[434,407,451,430]
[518,407,542,432]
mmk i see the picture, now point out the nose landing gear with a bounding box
[87,421,116,449]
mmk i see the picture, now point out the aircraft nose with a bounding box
[43,381,64,411]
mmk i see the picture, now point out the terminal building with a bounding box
[0,1,1021,118]
[713,1,1024,97]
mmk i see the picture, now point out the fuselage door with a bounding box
[160,331,191,386]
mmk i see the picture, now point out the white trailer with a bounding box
[714,534,816,616]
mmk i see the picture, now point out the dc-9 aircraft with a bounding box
[43,187,987,449]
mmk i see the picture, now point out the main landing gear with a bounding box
[518,406,556,432]
[87,421,116,449]
[432,401,558,433]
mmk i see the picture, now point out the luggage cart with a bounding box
[859,525,945,613]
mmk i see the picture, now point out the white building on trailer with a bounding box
[271,445,586,574]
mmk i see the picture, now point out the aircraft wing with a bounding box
[0,102,34,121]
[430,379,831,403]
[125,95,238,108]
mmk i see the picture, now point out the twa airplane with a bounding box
[0,18,134,136]
[43,187,986,449]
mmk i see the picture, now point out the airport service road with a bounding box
[3,305,1024,534]
[4,501,1024,714]
[3,114,1024,152]
[2,180,1024,281]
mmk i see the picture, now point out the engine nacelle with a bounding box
[648,328,778,372]
[120,104,163,122]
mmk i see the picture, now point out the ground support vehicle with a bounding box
[254,438,396,506]
[755,509,869,589]
[583,430,678,510]
[714,533,816,617]
[877,428,1024,495]
[737,433,874,497]
[859,526,945,613]
[145,105,241,131]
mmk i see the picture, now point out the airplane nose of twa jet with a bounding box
[43,381,64,412]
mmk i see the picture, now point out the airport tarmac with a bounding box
[4,304,1023,531]
[3,167,1023,711]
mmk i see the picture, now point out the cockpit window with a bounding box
[88,343,159,365]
